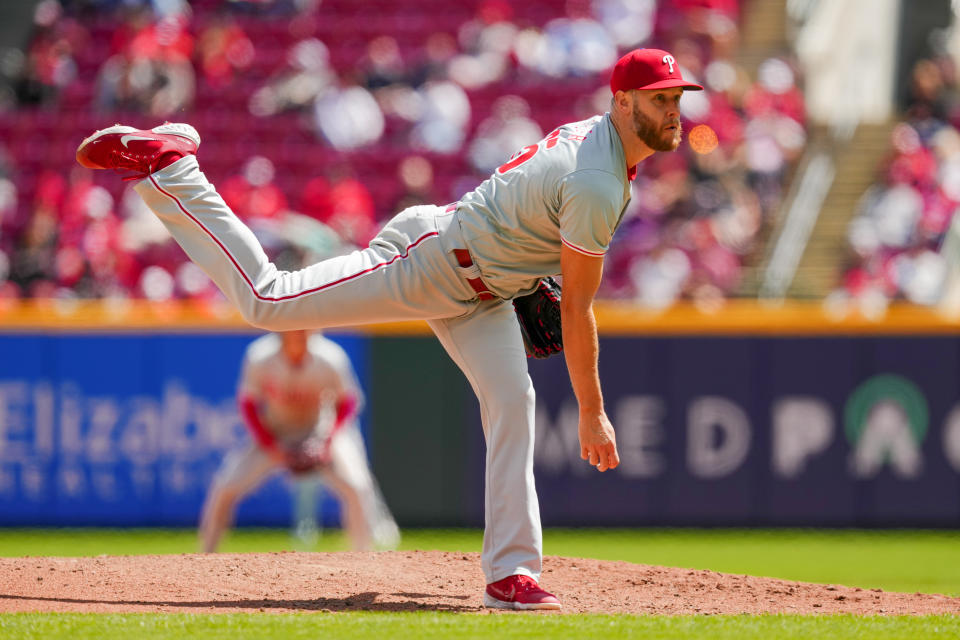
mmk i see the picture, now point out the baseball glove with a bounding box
[512,276,563,359]
[283,436,330,475]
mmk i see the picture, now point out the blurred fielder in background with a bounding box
[199,329,400,553]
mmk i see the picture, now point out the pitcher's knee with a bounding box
[480,375,535,418]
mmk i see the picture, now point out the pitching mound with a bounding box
[0,551,958,615]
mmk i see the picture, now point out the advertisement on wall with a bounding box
[526,336,960,527]
[0,332,368,527]
[2,331,959,527]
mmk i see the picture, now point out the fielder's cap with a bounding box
[610,48,704,93]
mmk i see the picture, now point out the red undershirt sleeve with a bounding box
[239,394,277,451]
[331,392,358,434]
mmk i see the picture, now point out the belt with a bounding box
[453,249,494,301]
[445,202,494,301]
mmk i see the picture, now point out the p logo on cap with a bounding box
[610,48,703,94]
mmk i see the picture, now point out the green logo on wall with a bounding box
[844,374,928,445]
[843,374,928,478]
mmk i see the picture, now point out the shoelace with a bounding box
[512,576,542,593]
[110,149,153,181]
[113,150,162,182]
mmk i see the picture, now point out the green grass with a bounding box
[0,527,958,596]
[1,529,957,637]
[542,528,960,597]
[1,613,959,640]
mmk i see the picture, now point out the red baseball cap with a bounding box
[610,48,703,93]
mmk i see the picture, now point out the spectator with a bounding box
[298,166,377,248]
[527,15,617,78]
[324,170,378,246]
[312,81,385,150]
[359,36,408,91]
[393,155,437,212]
[221,156,289,221]
[10,191,59,297]
[468,95,543,173]
[0,173,19,299]
[592,0,657,49]
[248,38,335,117]
[196,12,255,90]
[409,79,471,153]
[96,11,195,116]
[447,0,517,89]
[15,1,80,106]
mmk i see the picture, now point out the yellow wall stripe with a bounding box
[1,299,960,335]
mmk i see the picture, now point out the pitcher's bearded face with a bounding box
[632,100,682,152]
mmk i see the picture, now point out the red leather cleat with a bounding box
[76,122,200,179]
[484,574,561,610]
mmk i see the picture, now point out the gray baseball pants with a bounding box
[205,424,392,550]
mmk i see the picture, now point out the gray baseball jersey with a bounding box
[240,333,362,441]
[456,113,633,298]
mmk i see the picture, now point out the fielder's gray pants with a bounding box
[136,156,542,583]
[206,424,394,551]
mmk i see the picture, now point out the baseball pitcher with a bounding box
[77,48,701,609]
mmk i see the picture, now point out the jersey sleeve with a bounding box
[558,170,625,257]
[237,344,265,401]
[236,341,276,449]
[319,339,365,410]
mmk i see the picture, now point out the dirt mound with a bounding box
[0,551,957,615]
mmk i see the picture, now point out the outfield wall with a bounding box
[0,301,958,527]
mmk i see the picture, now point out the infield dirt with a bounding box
[0,550,958,615]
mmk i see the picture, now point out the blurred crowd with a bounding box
[833,39,960,312]
[0,0,805,306]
